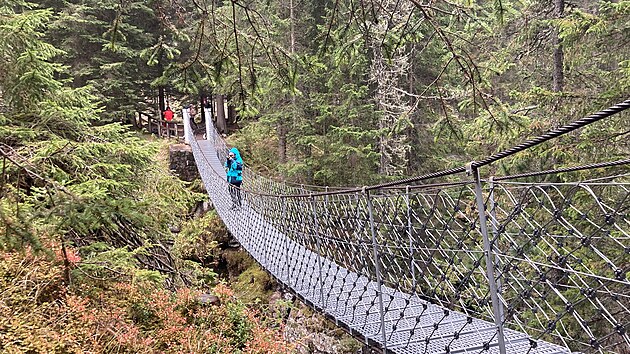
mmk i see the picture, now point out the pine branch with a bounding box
[0,144,75,198]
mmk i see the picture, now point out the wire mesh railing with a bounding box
[189,101,629,353]
[488,179,629,351]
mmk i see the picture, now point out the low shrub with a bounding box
[0,247,294,353]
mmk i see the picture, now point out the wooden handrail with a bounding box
[134,111,186,141]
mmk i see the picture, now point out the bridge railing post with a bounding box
[182,108,191,144]
[353,192,368,280]
[405,185,416,290]
[311,194,325,309]
[204,108,213,140]
[365,188,388,353]
[281,197,290,286]
[469,163,506,354]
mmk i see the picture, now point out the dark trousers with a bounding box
[229,180,242,206]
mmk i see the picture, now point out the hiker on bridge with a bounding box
[225,147,243,209]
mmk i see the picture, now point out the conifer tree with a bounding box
[0,0,195,284]
[41,0,177,121]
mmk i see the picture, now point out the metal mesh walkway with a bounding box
[185,100,630,354]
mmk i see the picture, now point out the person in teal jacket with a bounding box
[225,147,243,208]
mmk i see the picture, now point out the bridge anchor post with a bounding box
[182,108,191,144]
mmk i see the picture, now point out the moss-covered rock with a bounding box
[232,264,274,304]
[284,302,364,354]
[221,248,255,277]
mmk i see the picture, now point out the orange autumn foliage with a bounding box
[0,248,295,353]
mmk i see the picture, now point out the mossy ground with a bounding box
[232,265,275,305]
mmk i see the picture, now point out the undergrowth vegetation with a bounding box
[0,244,293,353]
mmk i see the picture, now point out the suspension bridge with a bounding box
[182,100,629,354]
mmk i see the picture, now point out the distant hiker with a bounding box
[163,106,174,122]
[160,106,174,137]
[189,104,197,119]
[189,104,198,129]
[225,147,243,208]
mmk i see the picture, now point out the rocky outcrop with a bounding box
[283,297,370,354]
[169,144,199,182]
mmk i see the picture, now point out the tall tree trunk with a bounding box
[552,0,564,92]
[227,97,237,125]
[158,87,165,113]
[215,94,227,134]
[199,94,205,126]
[158,52,165,113]
[277,123,287,163]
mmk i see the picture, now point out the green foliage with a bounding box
[75,242,137,276]
[181,259,219,289]
[2,0,629,350]
[223,248,256,277]
[174,210,229,263]
[0,7,65,110]
[337,337,363,353]
[225,301,254,348]
[41,0,179,120]
[0,0,201,292]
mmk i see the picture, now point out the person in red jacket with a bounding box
[163,106,174,122]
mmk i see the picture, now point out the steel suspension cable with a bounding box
[205,100,630,198]
[363,99,630,192]
[472,99,630,169]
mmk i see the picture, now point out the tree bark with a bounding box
[371,0,414,176]
[215,94,227,134]
[227,99,237,125]
[277,123,287,163]
[199,94,206,126]
[158,87,165,113]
